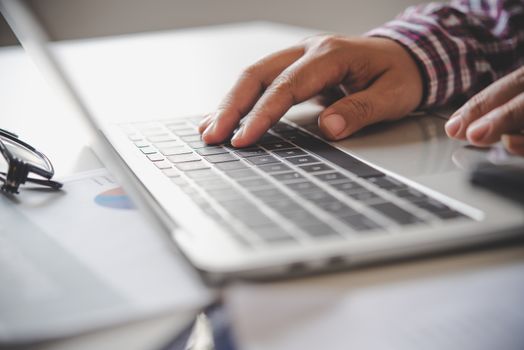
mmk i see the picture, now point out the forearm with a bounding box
[367,0,524,108]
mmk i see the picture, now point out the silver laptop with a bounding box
[3,0,523,282]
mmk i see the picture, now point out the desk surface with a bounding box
[1,22,523,350]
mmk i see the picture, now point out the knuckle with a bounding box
[464,93,488,119]
[499,102,520,127]
[342,98,374,122]
[241,63,262,81]
[270,73,298,101]
[510,66,524,88]
[313,35,346,52]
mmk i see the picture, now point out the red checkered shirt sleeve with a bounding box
[367,0,524,108]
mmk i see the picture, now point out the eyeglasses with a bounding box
[0,128,62,194]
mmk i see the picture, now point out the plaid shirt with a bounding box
[368,0,524,108]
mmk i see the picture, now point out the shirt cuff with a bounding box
[366,23,444,108]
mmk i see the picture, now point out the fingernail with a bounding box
[202,120,216,139]
[199,114,212,129]
[445,116,461,137]
[467,120,490,142]
[231,125,244,145]
[322,114,346,137]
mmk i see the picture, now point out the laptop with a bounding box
[3,0,523,282]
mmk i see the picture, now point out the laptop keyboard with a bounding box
[122,117,470,247]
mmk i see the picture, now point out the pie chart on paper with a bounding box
[94,187,135,210]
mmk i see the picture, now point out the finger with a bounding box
[466,92,524,145]
[201,46,304,144]
[230,51,351,147]
[197,113,214,133]
[446,66,524,139]
[318,70,417,140]
[502,133,524,156]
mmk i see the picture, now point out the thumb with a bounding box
[318,77,410,140]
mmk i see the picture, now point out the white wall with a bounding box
[1,0,432,45]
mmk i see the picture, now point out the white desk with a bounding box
[1,22,523,350]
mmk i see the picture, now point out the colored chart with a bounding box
[94,187,135,210]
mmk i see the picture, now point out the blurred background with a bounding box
[0,0,431,46]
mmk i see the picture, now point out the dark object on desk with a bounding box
[0,128,62,193]
[470,162,524,203]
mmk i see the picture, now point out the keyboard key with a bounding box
[187,170,220,180]
[174,160,210,172]
[263,141,294,150]
[331,181,365,193]
[393,188,428,202]
[216,160,248,171]
[206,188,244,201]
[412,198,465,220]
[299,163,334,173]
[286,181,322,194]
[140,146,158,155]
[188,141,208,149]
[284,209,323,223]
[300,191,338,204]
[314,172,349,183]
[271,122,296,133]
[181,134,202,142]
[368,176,405,190]
[339,214,383,231]
[286,155,320,165]
[160,146,192,156]
[194,179,232,190]
[128,133,143,142]
[147,153,164,162]
[171,177,189,186]
[134,140,150,148]
[167,153,201,163]
[249,188,286,202]
[250,226,295,242]
[288,134,384,178]
[273,148,307,158]
[165,121,190,130]
[258,163,292,173]
[155,141,183,149]
[346,191,383,202]
[235,147,267,158]
[236,212,275,228]
[413,198,449,213]
[246,155,280,166]
[258,134,283,145]
[317,201,358,216]
[300,223,340,238]
[271,172,304,183]
[283,133,316,145]
[141,128,164,136]
[266,198,303,212]
[370,202,423,225]
[196,146,229,156]
[147,134,176,143]
[173,128,199,136]
[204,153,238,163]
[219,198,256,211]
[225,168,258,179]
[433,210,465,220]
[154,160,172,169]
[237,178,272,189]
[162,168,181,177]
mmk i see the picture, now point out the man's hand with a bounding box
[199,36,423,147]
[446,66,524,156]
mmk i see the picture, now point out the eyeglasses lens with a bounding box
[0,135,52,172]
